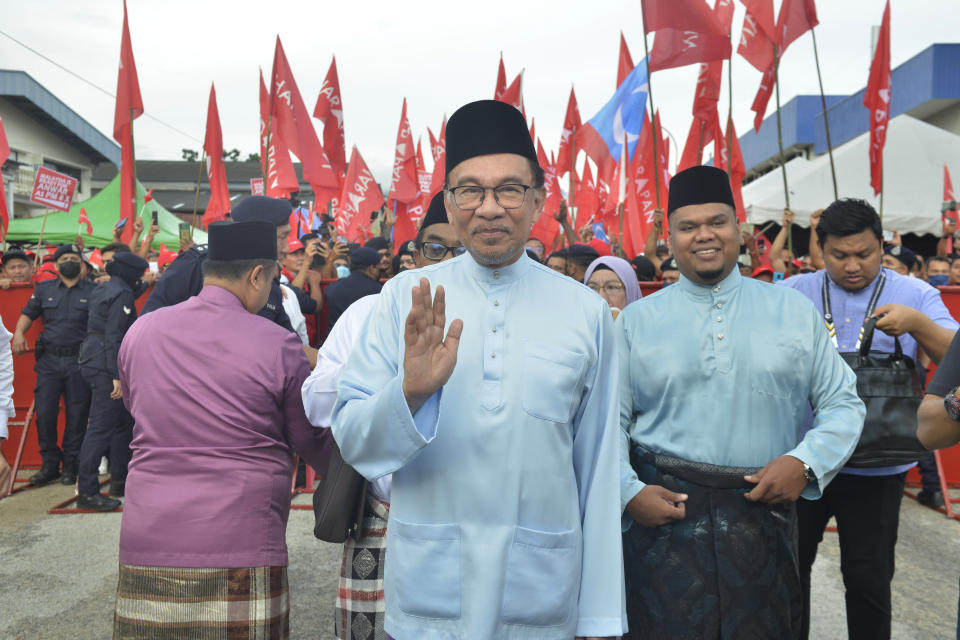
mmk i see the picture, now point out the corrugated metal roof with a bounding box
[0,69,120,166]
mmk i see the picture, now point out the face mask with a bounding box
[336,265,350,279]
[929,274,950,287]
[661,280,674,288]
[57,261,81,279]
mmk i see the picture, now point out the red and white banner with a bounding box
[30,166,78,212]
[250,178,265,195]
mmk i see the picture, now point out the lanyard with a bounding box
[820,270,886,351]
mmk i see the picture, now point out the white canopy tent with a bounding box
[743,115,960,235]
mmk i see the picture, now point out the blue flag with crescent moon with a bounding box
[584,58,649,163]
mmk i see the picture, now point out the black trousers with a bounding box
[797,471,906,640]
[33,353,91,471]
[77,371,133,496]
[917,452,942,493]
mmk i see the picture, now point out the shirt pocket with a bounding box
[748,334,804,401]
[501,526,580,627]
[389,519,461,619]
[521,342,586,423]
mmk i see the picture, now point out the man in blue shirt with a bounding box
[333,100,625,640]
[780,198,957,639]
[619,166,865,640]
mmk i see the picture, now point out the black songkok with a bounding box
[667,166,735,214]
[567,243,600,262]
[230,196,292,228]
[445,100,538,176]
[419,192,449,231]
[208,221,277,261]
[365,237,389,251]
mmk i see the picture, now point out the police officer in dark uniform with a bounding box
[12,244,95,486]
[322,246,383,328]
[141,196,294,332]
[75,252,148,511]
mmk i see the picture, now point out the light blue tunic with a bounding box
[618,268,867,523]
[333,253,626,639]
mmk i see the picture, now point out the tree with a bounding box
[246,152,260,163]
[181,148,198,162]
[223,148,240,162]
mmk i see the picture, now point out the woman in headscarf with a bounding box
[584,256,642,320]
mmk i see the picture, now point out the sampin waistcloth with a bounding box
[623,445,802,640]
[336,496,389,640]
[113,564,288,639]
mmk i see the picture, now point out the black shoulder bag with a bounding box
[312,441,368,543]
[823,273,927,467]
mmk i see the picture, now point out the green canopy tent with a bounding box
[4,174,207,250]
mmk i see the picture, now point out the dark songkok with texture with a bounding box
[445,100,538,176]
[884,244,916,271]
[420,192,449,231]
[568,243,600,262]
[660,257,679,272]
[667,166,735,214]
[208,221,277,261]
[230,196,292,228]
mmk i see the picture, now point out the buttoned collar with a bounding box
[461,250,531,285]
[676,265,742,300]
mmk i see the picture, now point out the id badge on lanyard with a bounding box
[820,271,886,351]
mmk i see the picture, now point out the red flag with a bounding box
[642,0,730,35]
[387,99,419,204]
[864,0,891,196]
[113,0,143,243]
[312,56,347,179]
[499,72,524,112]
[575,162,600,223]
[78,207,93,235]
[494,54,508,99]
[944,164,958,227]
[529,118,536,144]
[0,114,9,239]
[750,62,777,132]
[259,69,299,197]
[428,119,447,200]
[556,87,581,178]
[648,29,732,72]
[776,0,819,53]
[337,146,384,243]
[270,37,339,190]
[726,119,746,222]
[88,248,103,269]
[738,0,777,72]
[617,32,635,88]
[202,84,231,229]
[530,140,560,250]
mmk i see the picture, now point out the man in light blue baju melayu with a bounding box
[617,166,866,640]
[332,100,626,640]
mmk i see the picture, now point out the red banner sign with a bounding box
[30,166,78,212]
[250,178,265,195]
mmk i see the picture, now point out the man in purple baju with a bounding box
[113,220,330,640]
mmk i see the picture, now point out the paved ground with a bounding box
[1,475,958,639]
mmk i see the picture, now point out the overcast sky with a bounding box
[1,0,956,190]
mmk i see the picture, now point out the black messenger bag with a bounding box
[312,441,368,543]
[841,316,927,468]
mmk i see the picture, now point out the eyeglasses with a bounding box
[418,242,467,261]
[447,184,533,210]
[587,282,626,295]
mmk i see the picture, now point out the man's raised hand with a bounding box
[402,278,463,414]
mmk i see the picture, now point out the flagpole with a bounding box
[639,6,663,215]
[773,46,794,259]
[569,121,577,232]
[191,150,206,235]
[696,120,706,160]
[129,110,139,242]
[35,210,51,267]
[726,57,733,176]
[811,27,838,200]
[618,133,627,257]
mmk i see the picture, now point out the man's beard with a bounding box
[694,266,725,283]
[469,243,523,267]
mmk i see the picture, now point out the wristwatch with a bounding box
[944,386,960,423]
[801,461,816,483]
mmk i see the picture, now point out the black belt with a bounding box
[631,443,761,490]
[46,344,80,357]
